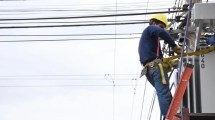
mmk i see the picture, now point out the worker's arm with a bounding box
[147,25,177,48]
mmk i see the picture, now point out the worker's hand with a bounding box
[173,45,182,55]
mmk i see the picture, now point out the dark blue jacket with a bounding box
[138,25,177,65]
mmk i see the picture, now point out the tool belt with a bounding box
[145,59,162,68]
[140,59,167,84]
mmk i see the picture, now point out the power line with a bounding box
[139,80,148,120]
[0,84,146,88]
[0,76,138,81]
[0,1,175,9]
[0,20,147,25]
[0,18,179,28]
[0,33,141,36]
[0,21,149,29]
[147,91,156,120]
[0,8,171,13]
[130,0,150,120]
[0,74,139,77]
[0,79,137,81]
[0,10,182,21]
[0,37,139,42]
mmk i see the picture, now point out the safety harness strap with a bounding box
[140,38,167,85]
[157,39,160,58]
[158,63,167,84]
[157,38,167,84]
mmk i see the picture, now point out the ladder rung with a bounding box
[166,64,194,120]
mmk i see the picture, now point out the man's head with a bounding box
[149,14,168,29]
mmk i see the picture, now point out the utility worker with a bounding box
[138,14,181,119]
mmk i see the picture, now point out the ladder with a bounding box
[166,64,194,120]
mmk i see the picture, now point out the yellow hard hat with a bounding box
[150,14,168,28]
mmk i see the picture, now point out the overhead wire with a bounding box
[0,7,175,18]
[0,9,169,16]
[0,9,177,17]
[0,74,139,77]
[0,73,143,87]
[112,0,117,120]
[0,11,184,29]
[0,37,140,42]
[0,21,149,29]
[0,10,182,21]
[0,75,147,80]
[0,8,173,13]
[0,4,174,18]
[147,91,156,120]
[0,20,148,24]
[0,7,171,11]
[180,0,184,9]
[139,0,150,120]
[0,79,143,81]
[0,75,144,87]
[169,0,184,29]
[173,0,184,29]
[0,84,147,88]
[170,0,178,29]
[129,78,136,120]
[0,1,175,10]
[0,33,141,36]
[176,0,182,16]
[0,2,176,10]
[129,0,150,118]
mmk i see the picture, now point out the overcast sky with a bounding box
[0,0,188,120]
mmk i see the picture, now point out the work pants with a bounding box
[146,66,172,117]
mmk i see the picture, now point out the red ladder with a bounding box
[166,64,194,120]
